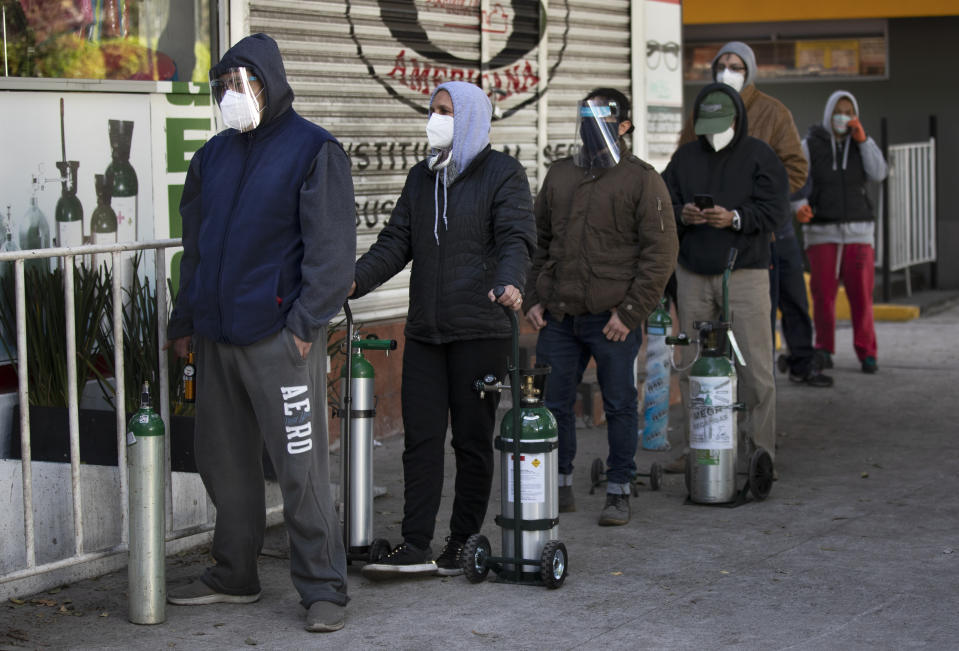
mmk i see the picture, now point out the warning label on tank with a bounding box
[689,376,734,450]
[507,453,546,504]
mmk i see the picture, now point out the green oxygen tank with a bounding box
[54,99,83,251]
[90,173,118,273]
[107,120,138,243]
[127,382,166,625]
[497,368,559,581]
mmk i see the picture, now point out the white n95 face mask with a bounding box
[426,114,454,149]
[832,113,852,135]
[707,125,735,151]
[716,69,745,93]
[219,89,261,132]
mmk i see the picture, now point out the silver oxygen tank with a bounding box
[127,382,166,624]
[498,369,558,578]
[687,343,738,504]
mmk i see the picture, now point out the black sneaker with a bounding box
[789,370,834,387]
[434,537,464,576]
[360,542,436,581]
[776,354,789,374]
[861,356,878,374]
[598,493,630,526]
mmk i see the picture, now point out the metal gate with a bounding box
[876,136,937,296]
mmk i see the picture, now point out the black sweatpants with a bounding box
[400,337,510,550]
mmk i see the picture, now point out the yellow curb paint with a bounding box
[802,273,919,323]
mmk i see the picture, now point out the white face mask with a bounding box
[219,89,261,132]
[426,113,454,149]
[832,113,852,135]
[707,125,736,151]
[716,69,745,93]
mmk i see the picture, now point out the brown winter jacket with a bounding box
[525,151,679,331]
[679,84,807,194]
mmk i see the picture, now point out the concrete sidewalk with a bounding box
[2,304,958,650]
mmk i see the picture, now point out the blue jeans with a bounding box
[535,312,641,488]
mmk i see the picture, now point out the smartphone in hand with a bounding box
[694,194,714,210]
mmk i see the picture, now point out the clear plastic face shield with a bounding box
[574,99,622,169]
[209,67,264,133]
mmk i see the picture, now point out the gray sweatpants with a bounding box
[194,327,347,607]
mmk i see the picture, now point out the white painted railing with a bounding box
[0,240,282,600]
[876,137,937,295]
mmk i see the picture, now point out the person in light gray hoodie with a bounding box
[352,81,535,579]
[796,90,887,374]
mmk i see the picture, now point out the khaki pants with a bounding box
[676,265,776,461]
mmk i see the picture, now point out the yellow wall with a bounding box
[683,0,959,24]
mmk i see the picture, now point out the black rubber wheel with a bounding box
[462,534,491,584]
[649,462,663,491]
[749,447,774,501]
[589,457,605,495]
[540,540,568,589]
[368,538,391,563]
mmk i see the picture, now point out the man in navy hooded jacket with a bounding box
[165,33,355,633]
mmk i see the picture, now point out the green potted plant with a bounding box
[0,262,116,463]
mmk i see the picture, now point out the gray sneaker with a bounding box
[305,600,346,633]
[167,579,261,606]
[598,493,630,526]
[558,485,576,513]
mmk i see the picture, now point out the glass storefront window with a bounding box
[684,36,887,83]
[1,0,213,82]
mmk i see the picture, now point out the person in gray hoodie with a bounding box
[796,90,887,374]
[352,81,535,579]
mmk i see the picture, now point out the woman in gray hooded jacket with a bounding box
[352,81,535,579]
[797,90,887,374]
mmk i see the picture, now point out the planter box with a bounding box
[9,406,199,472]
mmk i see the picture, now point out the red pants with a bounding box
[806,243,877,361]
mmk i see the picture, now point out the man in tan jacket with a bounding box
[525,88,678,525]
[665,41,830,475]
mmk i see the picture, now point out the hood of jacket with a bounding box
[712,41,758,88]
[430,81,492,180]
[211,33,294,128]
[810,89,862,171]
[692,82,749,151]
[822,89,860,127]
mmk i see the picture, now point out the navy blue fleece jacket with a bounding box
[168,33,355,345]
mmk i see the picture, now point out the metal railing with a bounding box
[877,133,937,297]
[0,240,282,599]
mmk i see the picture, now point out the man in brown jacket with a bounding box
[525,88,678,526]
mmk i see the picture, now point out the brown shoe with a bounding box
[662,453,687,474]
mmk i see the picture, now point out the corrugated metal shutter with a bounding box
[544,0,631,163]
[247,0,633,323]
